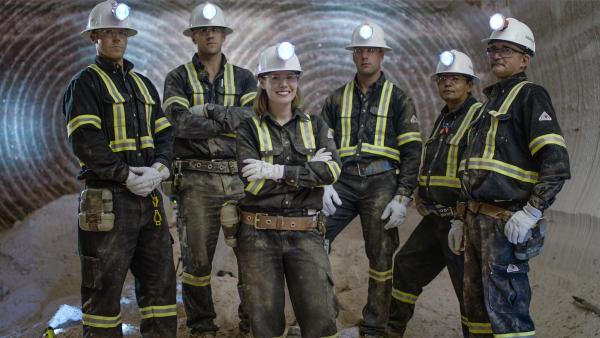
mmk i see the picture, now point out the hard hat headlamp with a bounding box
[277,42,295,61]
[112,2,130,21]
[489,13,508,31]
[203,3,217,20]
[439,50,454,67]
[359,24,373,40]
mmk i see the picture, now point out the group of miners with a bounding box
[63,0,570,337]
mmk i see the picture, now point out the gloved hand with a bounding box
[447,219,465,255]
[382,195,411,230]
[241,159,284,181]
[126,166,162,197]
[504,203,542,244]
[151,162,170,181]
[322,185,342,216]
[310,148,332,162]
[190,104,207,116]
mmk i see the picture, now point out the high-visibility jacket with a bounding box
[418,96,482,208]
[63,56,172,184]
[163,53,257,160]
[460,73,571,211]
[236,110,341,215]
[321,72,422,197]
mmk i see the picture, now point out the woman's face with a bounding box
[259,71,299,107]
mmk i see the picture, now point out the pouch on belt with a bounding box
[78,188,115,232]
[220,200,240,247]
[514,218,547,260]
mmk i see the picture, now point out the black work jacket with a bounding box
[460,73,571,211]
[63,56,172,185]
[236,110,341,216]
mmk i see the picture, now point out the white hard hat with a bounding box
[80,0,137,39]
[345,22,392,51]
[430,50,480,83]
[183,2,233,36]
[256,42,302,77]
[482,15,535,55]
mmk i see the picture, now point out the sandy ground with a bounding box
[1,194,599,337]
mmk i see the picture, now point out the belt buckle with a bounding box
[254,213,266,230]
[356,162,367,177]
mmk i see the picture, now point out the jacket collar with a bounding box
[483,72,528,97]
[95,55,134,74]
[441,95,478,117]
[192,53,228,72]
[354,71,386,92]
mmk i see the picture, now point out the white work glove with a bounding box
[322,185,342,216]
[447,219,465,255]
[190,104,207,116]
[126,166,162,197]
[241,159,284,181]
[151,162,170,181]
[504,203,542,244]
[382,195,411,230]
[310,148,332,162]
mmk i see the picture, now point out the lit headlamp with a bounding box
[359,24,373,40]
[277,42,295,61]
[489,13,508,31]
[203,3,217,20]
[439,50,454,66]
[112,2,130,21]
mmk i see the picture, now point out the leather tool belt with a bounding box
[466,201,514,222]
[425,204,455,219]
[175,159,238,174]
[241,211,317,231]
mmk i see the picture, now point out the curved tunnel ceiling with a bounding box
[0,0,598,230]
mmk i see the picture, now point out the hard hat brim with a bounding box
[345,43,392,52]
[256,69,302,77]
[183,25,234,37]
[80,27,138,40]
[429,71,480,84]
[481,38,534,56]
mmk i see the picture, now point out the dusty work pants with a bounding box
[79,190,177,337]
[237,223,338,338]
[463,210,536,337]
[176,170,248,333]
[388,214,467,337]
[325,170,399,336]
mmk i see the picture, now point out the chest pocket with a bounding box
[219,64,237,106]
[292,116,317,160]
[129,71,157,150]
[368,80,394,147]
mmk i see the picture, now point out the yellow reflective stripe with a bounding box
[299,115,316,159]
[109,138,136,152]
[321,334,338,338]
[529,133,566,155]
[494,331,536,338]
[140,136,154,149]
[221,133,237,138]
[141,102,153,148]
[112,103,127,142]
[374,81,393,146]
[325,161,341,182]
[88,64,125,102]
[340,81,354,149]
[182,272,211,287]
[446,102,482,177]
[368,268,393,282]
[155,117,171,134]
[67,115,101,136]
[460,158,539,183]
[462,318,492,334]
[128,71,155,104]
[139,304,177,319]
[245,117,273,195]
[397,132,422,146]
[184,62,204,105]
[418,175,461,188]
[82,313,122,328]
[223,64,236,106]
[483,81,529,159]
[163,95,190,111]
[361,143,400,162]
[461,316,468,326]
[240,91,257,106]
[391,288,418,304]
[338,146,357,158]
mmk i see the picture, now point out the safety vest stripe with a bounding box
[155,117,171,134]
[184,62,204,106]
[494,331,535,338]
[223,64,236,106]
[240,92,257,106]
[461,316,468,326]
[128,71,155,104]
[374,81,393,146]
[109,139,137,152]
[460,158,539,183]
[338,146,357,158]
[139,304,177,319]
[112,103,126,141]
[361,143,400,162]
[391,288,418,304]
[67,115,102,136]
[325,161,341,182]
[299,115,316,158]
[163,96,190,111]
[143,103,153,147]
[397,132,422,146]
[482,81,530,159]
[140,136,154,149]
[418,175,461,188]
[529,133,566,156]
[340,81,354,149]
[446,102,482,177]
[245,117,273,195]
[89,64,125,103]
[82,313,122,328]
[182,272,211,287]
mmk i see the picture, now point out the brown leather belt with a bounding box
[467,201,514,222]
[241,211,317,231]
[175,159,238,174]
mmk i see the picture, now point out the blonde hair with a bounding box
[253,80,305,116]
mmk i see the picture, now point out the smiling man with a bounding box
[458,15,571,337]
[321,22,422,338]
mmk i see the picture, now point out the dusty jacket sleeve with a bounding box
[148,80,173,171]
[63,72,129,182]
[320,94,338,140]
[393,88,422,197]
[162,68,226,139]
[207,69,258,133]
[524,85,571,211]
[283,116,341,187]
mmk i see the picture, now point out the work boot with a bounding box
[190,329,217,338]
[287,324,301,337]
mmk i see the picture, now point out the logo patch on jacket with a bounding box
[507,264,520,273]
[538,112,552,121]
[410,115,419,124]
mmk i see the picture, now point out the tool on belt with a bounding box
[220,200,241,247]
[241,211,318,231]
[78,188,115,232]
[151,191,162,227]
